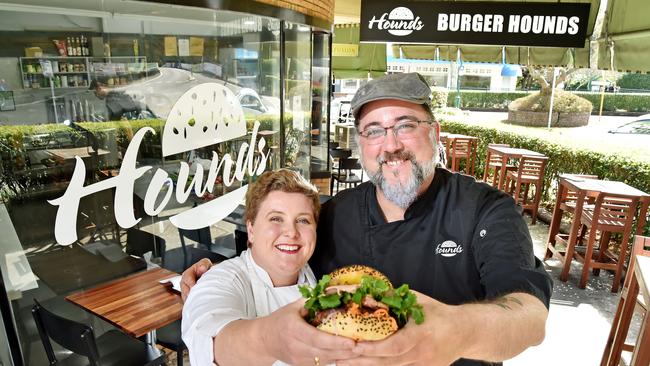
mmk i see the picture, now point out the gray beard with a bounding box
[366,150,437,209]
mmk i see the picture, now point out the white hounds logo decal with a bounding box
[435,240,464,258]
[49,83,269,245]
[368,7,424,36]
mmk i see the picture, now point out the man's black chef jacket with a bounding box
[310,168,553,366]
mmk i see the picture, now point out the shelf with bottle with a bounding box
[19,56,91,89]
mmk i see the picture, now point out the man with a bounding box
[90,79,153,121]
[182,73,552,366]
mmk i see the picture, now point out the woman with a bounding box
[182,169,320,366]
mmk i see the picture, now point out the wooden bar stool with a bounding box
[573,192,640,292]
[504,155,548,224]
[448,137,477,175]
[482,143,516,187]
[601,235,650,365]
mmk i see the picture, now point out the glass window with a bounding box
[282,22,311,176]
[0,2,288,364]
[309,31,330,174]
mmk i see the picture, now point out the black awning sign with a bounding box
[360,0,591,48]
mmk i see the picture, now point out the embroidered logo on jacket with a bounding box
[435,240,464,257]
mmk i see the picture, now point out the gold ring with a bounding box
[314,356,320,366]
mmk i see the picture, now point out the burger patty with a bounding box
[312,295,390,326]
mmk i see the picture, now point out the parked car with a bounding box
[608,114,650,135]
[236,88,277,117]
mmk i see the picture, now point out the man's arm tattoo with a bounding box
[491,296,524,310]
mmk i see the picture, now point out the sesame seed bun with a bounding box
[328,265,393,288]
[317,307,398,341]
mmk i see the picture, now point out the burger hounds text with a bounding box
[437,14,580,35]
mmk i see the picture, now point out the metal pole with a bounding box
[547,67,557,130]
[50,76,59,123]
[454,49,461,108]
[598,70,606,123]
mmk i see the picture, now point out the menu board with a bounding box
[190,37,204,56]
[164,36,178,56]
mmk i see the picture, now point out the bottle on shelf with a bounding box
[67,37,74,56]
[75,37,82,57]
[82,35,89,56]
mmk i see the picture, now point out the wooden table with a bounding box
[66,267,181,344]
[545,175,650,282]
[29,243,146,295]
[487,145,544,190]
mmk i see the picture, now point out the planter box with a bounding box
[507,110,589,127]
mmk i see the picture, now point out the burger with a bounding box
[299,265,424,341]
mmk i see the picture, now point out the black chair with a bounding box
[332,157,363,193]
[32,299,164,366]
[156,247,228,366]
[178,228,236,270]
[329,148,353,193]
[125,228,166,267]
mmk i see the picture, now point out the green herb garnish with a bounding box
[299,274,425,327]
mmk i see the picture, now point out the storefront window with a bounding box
[282,21,312,176]
[0,1,330,363]
[310,32,331,174]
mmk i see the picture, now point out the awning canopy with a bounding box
[390,0,599,68]
[333,24,386,79]
[597,0,650,72]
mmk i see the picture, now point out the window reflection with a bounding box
[0,4,292,364]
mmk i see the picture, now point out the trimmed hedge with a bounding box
[447,91,529,109]
[439,120,650,234]
[446,90,650,113]
[574,92,650,113]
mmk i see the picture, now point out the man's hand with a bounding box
[338,291,462,366]
[215,298,358,365]
[180,258,212,302]
[338,291,547,366]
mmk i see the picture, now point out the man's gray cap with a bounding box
[350,72,432,120]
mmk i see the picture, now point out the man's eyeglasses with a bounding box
[358,120,430,145]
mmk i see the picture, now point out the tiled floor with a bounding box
[508,214,640,366]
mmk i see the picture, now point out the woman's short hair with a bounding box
[245,169,320,224]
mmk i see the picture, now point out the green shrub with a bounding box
[430,87,449,108]
[439,120,650,234]
[617,73,650,90]
[447,91,529,109]
[446,90,650,113]
[575,92,650,112]
[509,90,593,113]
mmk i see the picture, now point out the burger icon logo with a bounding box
[368,7,424,36]
[435,240,464,258]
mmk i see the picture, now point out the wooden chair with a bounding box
[601,235,650,365]
[504,155,548,224]
[447,137,477,175]
[32,299,164,366]
[573,192,640,292]
[482,143,516,187]
[332,157,363,193]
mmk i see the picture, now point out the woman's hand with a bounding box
[180,258,213,302]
